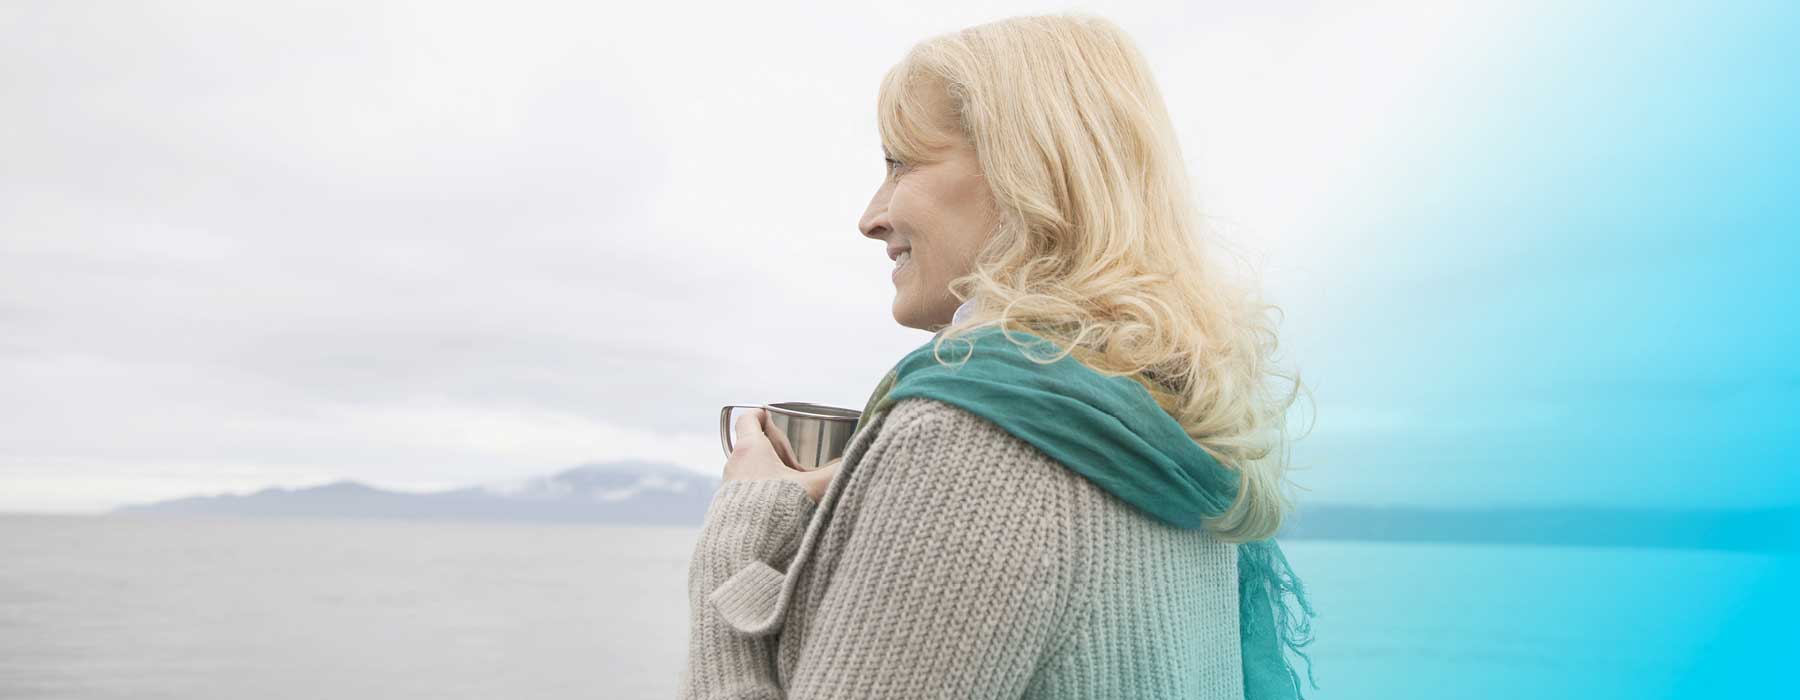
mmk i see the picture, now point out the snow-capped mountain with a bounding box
[109,461,723,526]
[103,462,1800,551]
[480,460,713,503]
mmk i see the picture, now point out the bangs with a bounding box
[875,58,959,165]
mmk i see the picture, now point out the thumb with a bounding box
[733,409,770,452]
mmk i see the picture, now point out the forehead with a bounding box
[911,83,963,142]
[909,78,957,124]
[883,72,966,157]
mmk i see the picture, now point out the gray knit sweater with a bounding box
[679,396,1244,698]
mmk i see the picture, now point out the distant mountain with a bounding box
[110,460,721,526]
[110,462,1798,552]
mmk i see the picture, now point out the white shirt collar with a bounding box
[951,297,977,326]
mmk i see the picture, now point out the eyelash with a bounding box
[884,157,904,173]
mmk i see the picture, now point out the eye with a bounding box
[884,157,905,174]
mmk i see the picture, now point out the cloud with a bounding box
[5,1,1790,513]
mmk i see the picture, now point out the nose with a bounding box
[858,180,892,241]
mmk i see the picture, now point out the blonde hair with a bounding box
[877,12,1315,543]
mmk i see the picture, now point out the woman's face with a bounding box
[858,97,999,331]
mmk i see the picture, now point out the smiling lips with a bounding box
[892,249,912,279]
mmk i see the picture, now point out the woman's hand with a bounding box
[723,408,843,504]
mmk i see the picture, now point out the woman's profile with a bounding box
[681,12,1317,699]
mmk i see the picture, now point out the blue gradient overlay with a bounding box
[1301,2,1797,697]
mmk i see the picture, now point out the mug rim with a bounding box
[767,401,862,420]
[720,402,860,421]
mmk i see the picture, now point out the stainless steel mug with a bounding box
[719,402,862,471]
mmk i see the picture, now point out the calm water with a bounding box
[0,514,1787,699]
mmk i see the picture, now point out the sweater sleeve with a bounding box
[682,397,1083,699]
[680,478,818,699]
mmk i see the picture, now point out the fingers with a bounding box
[796,458,843,504]
[733,409,768,453]
[761,411,800,468]
[729,408,805,471]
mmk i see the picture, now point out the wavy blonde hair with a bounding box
[878,12,1315,543]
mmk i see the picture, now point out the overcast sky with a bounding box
[3,1,1794,513]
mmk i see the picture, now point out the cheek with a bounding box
[887,185,921,229]
[889,192,935,251]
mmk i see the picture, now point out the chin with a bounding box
[891,293,930,331]
[892,300,923,331]
[892,296,948,332]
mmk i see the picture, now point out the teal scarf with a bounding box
[848,325,1319,700]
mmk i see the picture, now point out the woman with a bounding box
[681,13,1316,699]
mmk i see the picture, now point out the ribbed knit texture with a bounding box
[679,397,1243,699]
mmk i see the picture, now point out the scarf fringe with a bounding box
[1240,539,1320,699]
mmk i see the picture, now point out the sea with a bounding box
[1,514,1790,699]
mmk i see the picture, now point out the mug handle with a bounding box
[719,404,767,458]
